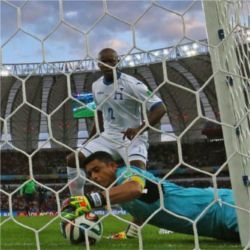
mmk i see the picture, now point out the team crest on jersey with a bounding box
[114,87,124,100]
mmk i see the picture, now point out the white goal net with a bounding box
[1,0,249,250]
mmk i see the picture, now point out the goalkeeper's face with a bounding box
[85,159,117,187]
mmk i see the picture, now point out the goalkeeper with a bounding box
[62,151,240,242]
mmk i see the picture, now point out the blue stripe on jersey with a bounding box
[128,153,147,159]
[149,101,164,111]
[82,147,93,154]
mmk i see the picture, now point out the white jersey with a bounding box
[92,73,163,141]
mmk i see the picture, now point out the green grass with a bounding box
[0,216,242,250]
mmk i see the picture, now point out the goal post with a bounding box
[202,0,250,247]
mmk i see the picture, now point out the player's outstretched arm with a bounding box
[61,180,143,218]
[101,180,143,204]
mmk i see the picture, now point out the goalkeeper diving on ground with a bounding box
[61,151,240,242]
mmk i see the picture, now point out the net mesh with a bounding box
[0,0,249,249]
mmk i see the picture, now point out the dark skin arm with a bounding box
[66,111,104,168]
[122,104,166,140]
[62,180,144,223]
[101,180,143,204]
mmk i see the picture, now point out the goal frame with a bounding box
[202,0,250,247]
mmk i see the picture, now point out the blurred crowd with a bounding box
[1,149,68,176]
[1,141,226,175]
[1,184,59,213]
[148,141,226,169]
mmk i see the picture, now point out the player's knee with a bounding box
[66,152,86,168]
[130,160,146,169]
[66,153,75,168]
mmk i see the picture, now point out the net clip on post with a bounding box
[242,176,250,187]
[218,29,225,40]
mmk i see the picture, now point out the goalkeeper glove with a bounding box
[126,224,139,238]
[61,205,77,220]
[61,192,106,219]
[106,225,139,240]
[69,195,93,215]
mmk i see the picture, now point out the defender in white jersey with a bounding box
[65,48,166,239]
[87,70,164,165]
[66,48,166,193]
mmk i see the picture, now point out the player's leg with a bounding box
[126,218,142,238]
[127,136,148,169]
[24,194,32,215]
[66,150,86,196]
[130,160,146,169]
[107,218,142,240]
[66,136,118,195]
[218,189,240,241]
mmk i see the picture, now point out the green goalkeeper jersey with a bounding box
[116,166,239,241]
[20,180,36,195]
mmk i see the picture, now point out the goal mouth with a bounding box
[1,0,249,249]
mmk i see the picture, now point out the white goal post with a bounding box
[202,0,250,247]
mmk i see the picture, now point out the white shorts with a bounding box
[79,134,148,164]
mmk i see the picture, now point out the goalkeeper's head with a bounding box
[83,151,118,187]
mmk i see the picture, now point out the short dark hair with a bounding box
[98,48,117,55]
[83,151,115,168]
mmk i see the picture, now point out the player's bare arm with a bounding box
[85,158,144,204]
[61,180,144,217]
[122,104,166,140]
[63,156,145,211]
[62,155,145,214]
[101,180,143,204]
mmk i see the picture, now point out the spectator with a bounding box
[20,178,36,215]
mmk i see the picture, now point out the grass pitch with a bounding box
[0,215,241,250]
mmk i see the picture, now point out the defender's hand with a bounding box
[122,127,141,140]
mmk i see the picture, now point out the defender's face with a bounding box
[85,159,116,187]
[98,51,118,79]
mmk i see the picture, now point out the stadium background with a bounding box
[1,43,230,215]
[1,1,249,249]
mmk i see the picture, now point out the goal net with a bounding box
[0,0,249,249]
[203,1,250,247]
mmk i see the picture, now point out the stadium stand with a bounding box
[0,43,236,216]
